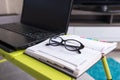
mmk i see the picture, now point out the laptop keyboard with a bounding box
[0,23,55,40]
[26,32,54,39]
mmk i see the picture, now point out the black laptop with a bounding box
[0,0,73,52]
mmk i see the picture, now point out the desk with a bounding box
[0,49,112,80]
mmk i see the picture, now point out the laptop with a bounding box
[0,0,73,52]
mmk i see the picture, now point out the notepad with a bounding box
[25,35,117,78]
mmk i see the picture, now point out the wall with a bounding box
[0,0,23,14]
[6,0,23,14]
[0,0,7,14]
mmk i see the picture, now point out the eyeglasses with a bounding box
[46,36,84,54]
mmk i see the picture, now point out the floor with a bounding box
[0,56,35,80]
[107,43,120,63]
[107,50,120,63]
[0,46,119,80]
[0,57,95,80]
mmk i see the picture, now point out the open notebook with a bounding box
[25,35,117,78]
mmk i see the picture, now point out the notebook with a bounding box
[0,0,73,52]
[25,35,117,78]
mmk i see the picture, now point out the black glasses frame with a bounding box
[46,36,84,54]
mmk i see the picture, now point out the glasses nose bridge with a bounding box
[62,39,68,44]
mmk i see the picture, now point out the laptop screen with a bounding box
[21,0,73,34]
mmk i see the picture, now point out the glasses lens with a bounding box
[49,37,62,46]
[65,40,81,51]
